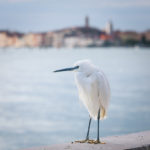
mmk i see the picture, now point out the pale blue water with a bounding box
[0,47,150,150]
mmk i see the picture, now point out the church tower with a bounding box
[85,16,89,28]
[105,21,113,35]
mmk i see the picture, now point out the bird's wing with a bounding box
[97,71,110,109]
[88,71,110,119]
[75,71,110,119]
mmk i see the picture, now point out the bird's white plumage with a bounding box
[74,60,110,120]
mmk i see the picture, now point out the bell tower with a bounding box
[85,16,89,28]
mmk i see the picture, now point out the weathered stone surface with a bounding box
[22,130,150,150]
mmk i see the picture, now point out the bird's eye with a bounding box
[74,65,79,69]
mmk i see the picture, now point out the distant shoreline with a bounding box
[0,26,150,48]
[0,46,150,50]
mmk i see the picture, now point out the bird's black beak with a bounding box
[53,66,79,73]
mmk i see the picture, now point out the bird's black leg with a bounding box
[86,116,92,140]
[94,109,105,144]
[97,109,100,142]
[75,116,92,143]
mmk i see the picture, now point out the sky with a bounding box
[0,0,150,33]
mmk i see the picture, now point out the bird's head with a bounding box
[53,59,97,75]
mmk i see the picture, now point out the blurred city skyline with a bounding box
[0,0,150,32]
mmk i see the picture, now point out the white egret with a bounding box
[54,60,110,144]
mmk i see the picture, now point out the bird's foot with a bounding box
[74,139,105,144]
[91,140,105,144]
[87,139,97,144]
[75,139,88,143]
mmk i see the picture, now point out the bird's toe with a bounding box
[87,139,95,144]
[75,140,87,143]
[93,140,105,144]
[87,140,106,144]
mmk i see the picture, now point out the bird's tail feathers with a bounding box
[100,107,107,120]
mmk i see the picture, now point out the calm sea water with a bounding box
[0,47,150,150]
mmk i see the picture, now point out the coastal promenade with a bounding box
[23,130,150,150]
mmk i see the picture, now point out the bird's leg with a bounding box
[86,116,92,140]
[75,116,94,143]
[85,109,101,144]
[97,109,100,143]
[85,116,96,143]
[87,109,101,144]
[92,109,105,144]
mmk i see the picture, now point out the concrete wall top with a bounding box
[23,130,150,150]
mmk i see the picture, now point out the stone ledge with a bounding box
[22,130,150,150]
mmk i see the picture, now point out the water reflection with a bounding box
[0,48,150,150]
